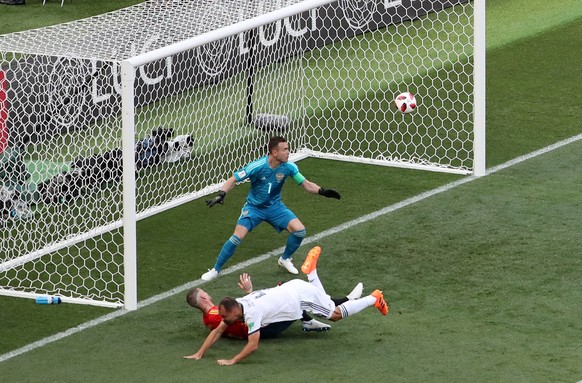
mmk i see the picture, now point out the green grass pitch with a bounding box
[1,1,582,382]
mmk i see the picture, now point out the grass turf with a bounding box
[1,1,582,382]
[0,137,581,383]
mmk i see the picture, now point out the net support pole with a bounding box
[121,60,138,311]
[473,0,486,176]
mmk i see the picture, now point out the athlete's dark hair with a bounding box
[218,296,240,312]
[268,136,287,154]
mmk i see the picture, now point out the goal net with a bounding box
[0,0,480,308]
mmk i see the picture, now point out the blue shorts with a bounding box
[236,202,297,233]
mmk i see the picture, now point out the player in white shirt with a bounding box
[184,246,388,365]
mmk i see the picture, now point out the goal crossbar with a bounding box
[0,0,484,310]
[126,0,338,68]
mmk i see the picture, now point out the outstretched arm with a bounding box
[184,321,228,360]
[206,176,238,207]
[217,331,260,366]
[300,179,321,194]
[220,176,238,194]
[301,179,341,199]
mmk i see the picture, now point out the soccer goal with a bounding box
[0,0,484,309]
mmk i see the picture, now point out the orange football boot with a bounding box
[301,246,321,274]
[371,289,388,316]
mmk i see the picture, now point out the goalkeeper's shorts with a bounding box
[237,202,297,233]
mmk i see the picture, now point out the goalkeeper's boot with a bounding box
[301,246,321,275]
[346,282,364,300]
[302,319,331,332]
[371,290,388,316]
[277,257,298,275]
[201,268,219,281]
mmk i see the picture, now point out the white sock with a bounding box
[306,269,326,294]
[338,295,375,318]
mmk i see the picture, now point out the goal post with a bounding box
[0,0,483,310]
[120,61,138,311]
[473,0,487,177]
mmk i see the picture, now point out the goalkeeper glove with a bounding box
[206,190,226,207]
[318,188,341,200]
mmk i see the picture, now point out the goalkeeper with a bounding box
[202,136,340,281]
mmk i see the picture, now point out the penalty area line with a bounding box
[2,132,582,364]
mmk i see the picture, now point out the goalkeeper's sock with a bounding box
[214,235,242,272]
[282,229,306,260]
[337,296,375,318]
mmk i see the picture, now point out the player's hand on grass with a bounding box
[318,188,341,199]
[183,352,204,360]
[217,359,236,366]
[206,190,226,207]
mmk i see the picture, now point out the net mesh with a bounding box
[0,0,306,60]
[0,0,473,307]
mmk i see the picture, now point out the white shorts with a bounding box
[285,279,336,319]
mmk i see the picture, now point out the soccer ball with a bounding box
[394,92,417,114]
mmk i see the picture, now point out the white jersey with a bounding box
[237,279,336,335]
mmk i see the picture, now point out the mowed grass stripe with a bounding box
[2,132,582,364]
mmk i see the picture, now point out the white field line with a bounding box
[2,132,582,364]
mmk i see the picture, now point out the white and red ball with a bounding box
[394,92,417,114]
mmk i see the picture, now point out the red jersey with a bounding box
[202,305,248,339]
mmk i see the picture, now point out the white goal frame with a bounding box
[122,0,486,309]
[0,0,485,310]
[120,0,345,310]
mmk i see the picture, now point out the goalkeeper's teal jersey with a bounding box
[233,156,303,208]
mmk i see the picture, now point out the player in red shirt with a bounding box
[202,304,249,339]
[187,273,363,338]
